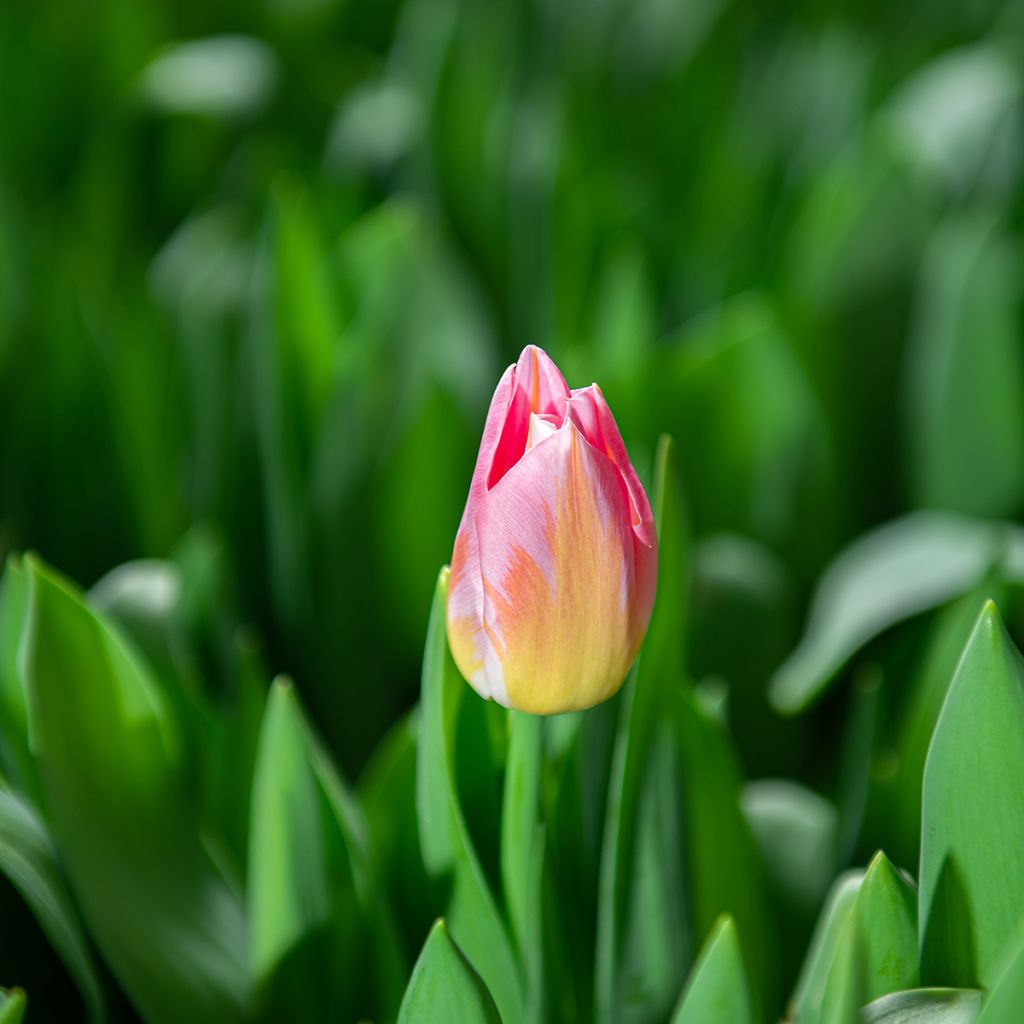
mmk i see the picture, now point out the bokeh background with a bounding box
[2,0,1024,1016]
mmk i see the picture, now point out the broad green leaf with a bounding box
[0,787,104,1022]
[977,939,1024,1024]
[862,989,982,1023]
[669,915,757,1024]
[789,870,864,1024]
[596,435,690,1024]
[818,920,863,1024]
[820,853,918,1011]
[675,687,778,1013]
[415,568,523,1024]
[0,558,35,800]
[0,990,26,1024]
[248,679,403,1021]
[770,512,1011,714]
[22,555,247,1024]
[397,920,501,1024]
[920,602,1024,988]
[905,211,1024,518]
[887,581,1003,868]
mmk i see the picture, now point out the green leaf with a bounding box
[248,678,404,1021]
[0,557,38,803]
[0,990,26,1024]
[22,555,247,1024]
[770,512,1011,714]
[789,870,864,1024]
[821,852,918,1011]
[862,989,982,1023]
[920,601,1024,988]
[398,920,501,1024]
[675,687,778,1014]
[887,581,1003,869]
[817,918,863,1024]
[905,212,1024,518]
[977,938,1024,1024]
[596,434,690,1024]
[0,786,104,1022]
[415,568,523,1024]
[669,915,757,1024]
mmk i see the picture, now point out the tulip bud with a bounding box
[447,345,657,714]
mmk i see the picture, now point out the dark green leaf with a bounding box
[0,558,35,800]
[0,786,104,1022]
[22,555,247,1024]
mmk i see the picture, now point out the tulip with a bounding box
[447,345,657,714]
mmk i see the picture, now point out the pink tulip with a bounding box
[447,345,657,714]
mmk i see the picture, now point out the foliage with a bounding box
[3,0,1024,1021]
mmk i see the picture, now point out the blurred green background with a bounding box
[2,0,1024,1018]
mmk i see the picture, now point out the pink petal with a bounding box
[487,346,570,489]
[471,420,652,712]
[566,384,656,550]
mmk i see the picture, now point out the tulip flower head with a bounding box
[447,345,657,714]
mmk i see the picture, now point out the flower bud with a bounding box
[447,345,657,714]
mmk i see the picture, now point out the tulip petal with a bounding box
[487,346,570,489]
[475,421,649,713]
[566,384,656,548]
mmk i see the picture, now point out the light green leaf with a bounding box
[597,435,690,1024]
[415,568,523,1024]
[248,678,403,1020]
[0,787,104,1022]
[977,939,1024,1024]
[770,512,1011,714]
[818,919,863,1024]
[920,601,1024,988]
[789,870,864,1024]
[862,989,982,1023]
[670,915,757,1024]
[821,852,918,1012]
[0,990,26,1024]
[398,920,501,1024]
[22,555,247,1024]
